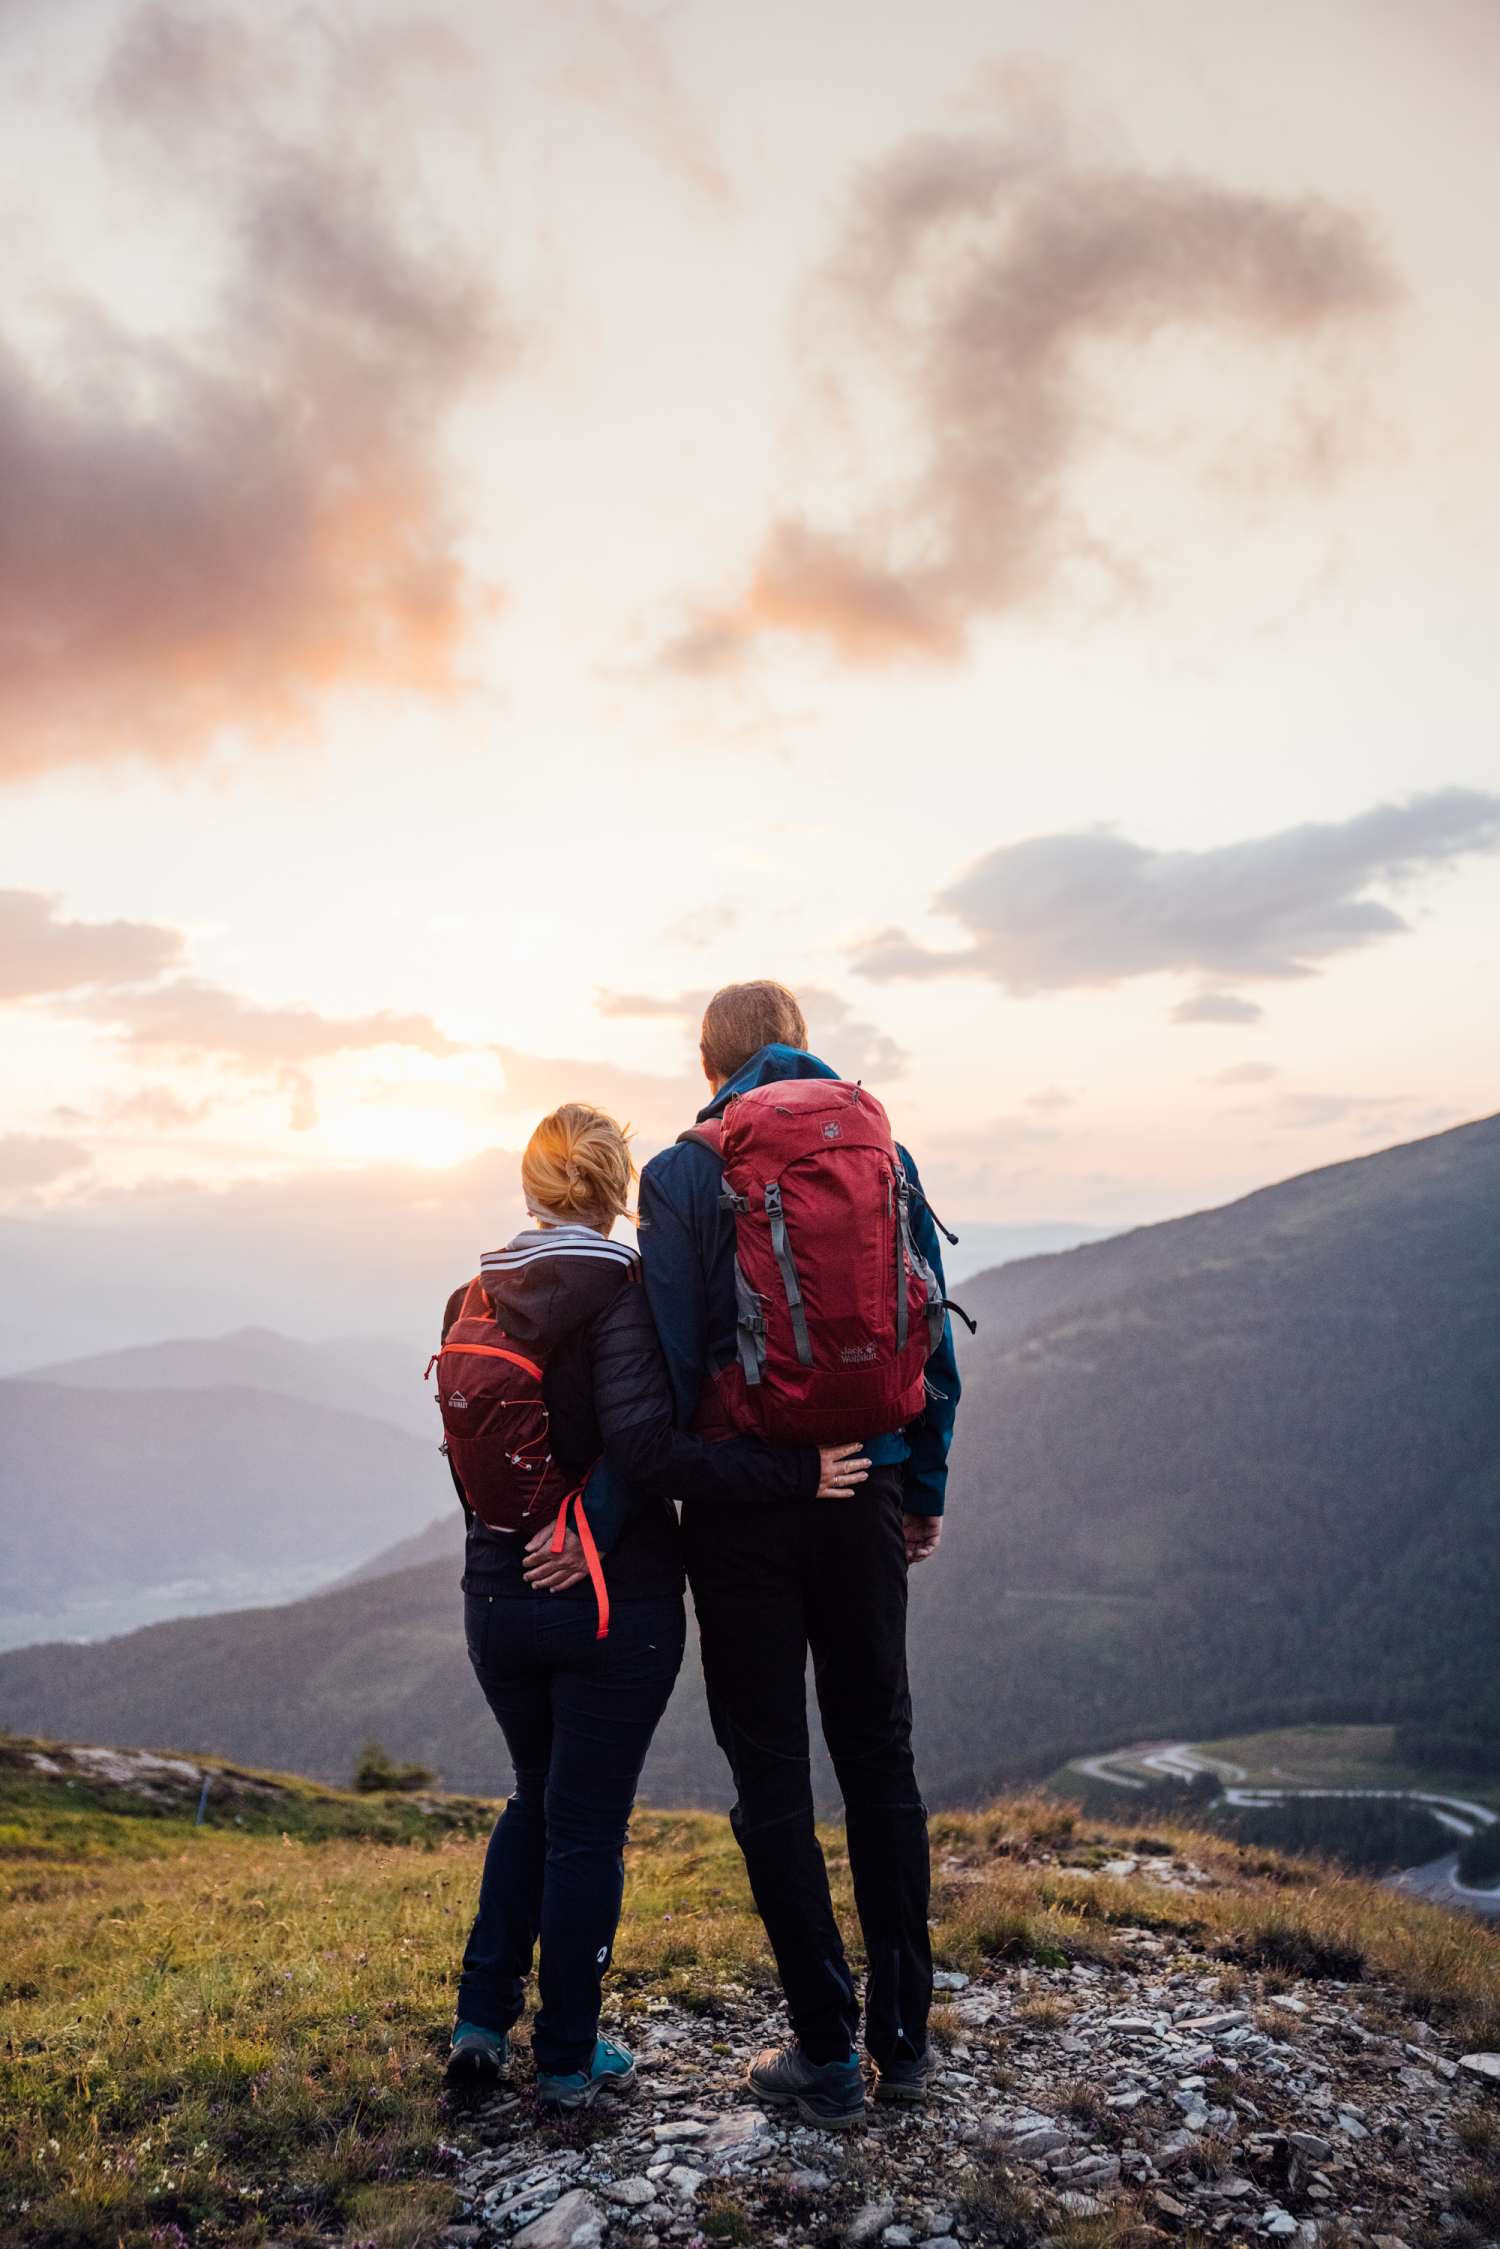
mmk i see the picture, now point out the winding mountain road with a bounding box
[1070,1740,1500,1919]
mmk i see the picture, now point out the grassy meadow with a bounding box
[5,1738,1500,2248]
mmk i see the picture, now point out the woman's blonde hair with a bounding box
[521,1102,636,1229]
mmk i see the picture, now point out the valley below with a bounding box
[5,1735,1500,2249]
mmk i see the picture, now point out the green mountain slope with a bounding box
[2,1111,1496,1801]
[0,1381,441,1649]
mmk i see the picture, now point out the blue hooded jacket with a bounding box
[637,1044,960,1514]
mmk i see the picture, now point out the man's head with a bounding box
[700,980,808,1089]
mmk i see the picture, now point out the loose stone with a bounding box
[513,2192,605,2249]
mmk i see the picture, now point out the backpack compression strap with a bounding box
[551,1486,610,1641]
[675,1119,766,1385]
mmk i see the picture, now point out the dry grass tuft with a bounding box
[1014,1991,1074,2030]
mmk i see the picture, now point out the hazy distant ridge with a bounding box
[2,1111,1496,1797]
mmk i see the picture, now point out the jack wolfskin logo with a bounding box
[447,1390,468,1410]
[839,1342,878,1365]
[822,1120,842,1139]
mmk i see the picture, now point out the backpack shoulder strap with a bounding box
[676,1119,725,1159]
[675,1115,751,1220]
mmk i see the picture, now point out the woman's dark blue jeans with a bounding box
[458,1591,685,2074]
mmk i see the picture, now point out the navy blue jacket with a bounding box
[637,1044,960,1515]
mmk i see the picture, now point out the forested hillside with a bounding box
[3,1112,1497,1799]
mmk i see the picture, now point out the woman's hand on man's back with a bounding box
[816,1442,870,1498]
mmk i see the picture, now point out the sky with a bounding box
[2,0,1498,1356]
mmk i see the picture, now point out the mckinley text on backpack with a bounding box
[681,1077,949,1445]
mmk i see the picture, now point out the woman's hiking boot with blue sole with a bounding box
[446,2021,510,2085]
[535,2035,638,2111]
[746,2041,866,2128]
[873,2045,938,2104]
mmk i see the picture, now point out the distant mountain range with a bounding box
[2,1112,1496,1801]
[0,1379,442,1650]
[18,1326,437,1441]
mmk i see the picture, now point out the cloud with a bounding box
[1172,992,1267,1027]
[595,983,908,1082]
[0,1135,92,1192]
[852,790,1500,998]
[76,982,461,1067]
[918,1112,1068,1209]
[1206,1061,1280,1086]
[64,980,464,1131]
[52,1086,221,1133]
[0,889,185,1000]
[1,5,505,783]
[1023,1086,1074,1112]
[663,900,744,948]
[492,1043,697,1145]
[663,96,1395,668]
[1270,1090,1450,1135]
[595,989,698,1023]
[559,1,731,207]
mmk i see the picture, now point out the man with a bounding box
[638,980,959,2126]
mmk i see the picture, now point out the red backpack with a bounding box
[682,1078,947,1446]
[427,1279,609,1635]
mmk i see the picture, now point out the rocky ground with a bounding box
[439,1849,1500,2249]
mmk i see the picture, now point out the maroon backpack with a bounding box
[427,1279,609,1635]
[682,1078,946,1446]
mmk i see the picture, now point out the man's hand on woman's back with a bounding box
[524,1521,590,1591]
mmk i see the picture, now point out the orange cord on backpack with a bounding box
[551,1487,610,1641]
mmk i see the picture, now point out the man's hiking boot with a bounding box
[535,2035,637,2111]
[446,2021,509,2085]
[873,2045,938,2104]
[746,2041,866,2128]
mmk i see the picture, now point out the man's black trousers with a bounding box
[682,1465,931,2066]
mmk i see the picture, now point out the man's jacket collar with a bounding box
[696,1043,839,1124]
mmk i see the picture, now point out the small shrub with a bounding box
[956,2161,1046,2245]
[1454,2161,1500,2235]
[1223,1917,1365,1982]
[1059,2079,1110,2129]
[699,2193,754,2243]
[1014,1992,1072,2030]
[1457,2108,1500,2160]
[353,1743,436,1796]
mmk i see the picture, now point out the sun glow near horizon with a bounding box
[2,0,1499,1351]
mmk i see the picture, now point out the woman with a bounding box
[443,1101,867,2109]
